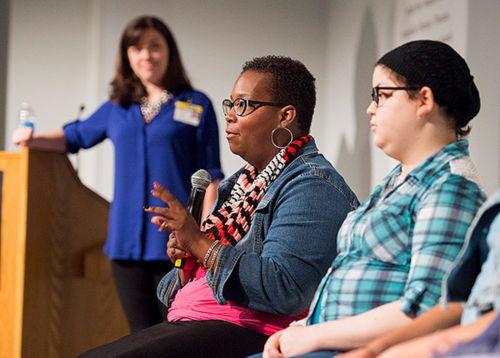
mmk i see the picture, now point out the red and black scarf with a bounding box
[200,134,313,246]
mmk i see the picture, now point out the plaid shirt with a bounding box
[308,140,486,324]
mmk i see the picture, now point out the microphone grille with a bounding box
[191,169,212,189]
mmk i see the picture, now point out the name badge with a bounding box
[173,101,203,127]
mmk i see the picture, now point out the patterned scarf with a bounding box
[200,134,313,246]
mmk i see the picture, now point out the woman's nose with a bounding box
[225,110,236,123]
[224,106,238,123]
[366,101,377,116]
[140,48,151,59]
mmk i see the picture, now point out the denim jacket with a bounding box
[442,189,500,324]
[157,140,358,316]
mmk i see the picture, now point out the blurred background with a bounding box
[1,0,498,201]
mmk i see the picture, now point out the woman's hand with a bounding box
[12,126,34,146]
[277,325,319,357]
[429,329,461,355]
[166,232,190,263]
[145,181,209,259]
[167,232,191,285]
[264,326,319,358]
[11,129,67,152]
[263,331,285,358]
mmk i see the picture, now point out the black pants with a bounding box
[111,260,174,333]
[79,320,269,358]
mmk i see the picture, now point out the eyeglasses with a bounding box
[371,86,421,106]
[222,98,287,117]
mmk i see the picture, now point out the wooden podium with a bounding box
[0,148,129,358]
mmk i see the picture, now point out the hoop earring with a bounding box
[271,127,293,149]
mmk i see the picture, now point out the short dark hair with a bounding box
[242,55,316,134]
[110,16,191,106]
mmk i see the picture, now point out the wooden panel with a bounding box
[0,148,128,358]
[0,149,28,358]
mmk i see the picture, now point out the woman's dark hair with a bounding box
[242,55,316,134]
[377,40,480,137]
[110,16,191,106]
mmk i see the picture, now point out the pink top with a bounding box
[167,265,306,336]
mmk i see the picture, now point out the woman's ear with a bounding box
[279,105,297,128]
[416,86,437,118]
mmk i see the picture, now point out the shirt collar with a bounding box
[382,139,470,188]
[408,139,470,183]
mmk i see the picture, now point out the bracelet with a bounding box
[203,240,220,268]
[207,241,224,272]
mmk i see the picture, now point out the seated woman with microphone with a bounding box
[79,55,359,358]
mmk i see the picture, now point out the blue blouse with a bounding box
[63,88,224,261]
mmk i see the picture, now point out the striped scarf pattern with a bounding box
[201,134,313,246]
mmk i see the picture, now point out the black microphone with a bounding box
[74,104,85,175]
[174,169,212,268]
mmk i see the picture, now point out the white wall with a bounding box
[4,0,499,201]
[466,0,500,195]
[5,0,328,201]
[6,0,106,194]
[323,0,395,201]
[323,0,499,197]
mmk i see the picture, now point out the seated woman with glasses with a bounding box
[258,40,486,358]
[79,55,358,358]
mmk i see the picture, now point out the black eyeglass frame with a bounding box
[371,86,421,106]
[222,98,287,117]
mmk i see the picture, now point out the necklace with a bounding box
[140,90,172,123]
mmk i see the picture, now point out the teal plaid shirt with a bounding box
[308,140,486,324]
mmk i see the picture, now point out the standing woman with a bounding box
[13,16,224,333]
[260,40,486,358]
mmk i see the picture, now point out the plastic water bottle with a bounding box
[13,102,36,145]
[18,102,36,129]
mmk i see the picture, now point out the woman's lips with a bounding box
[226,130,238,139]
